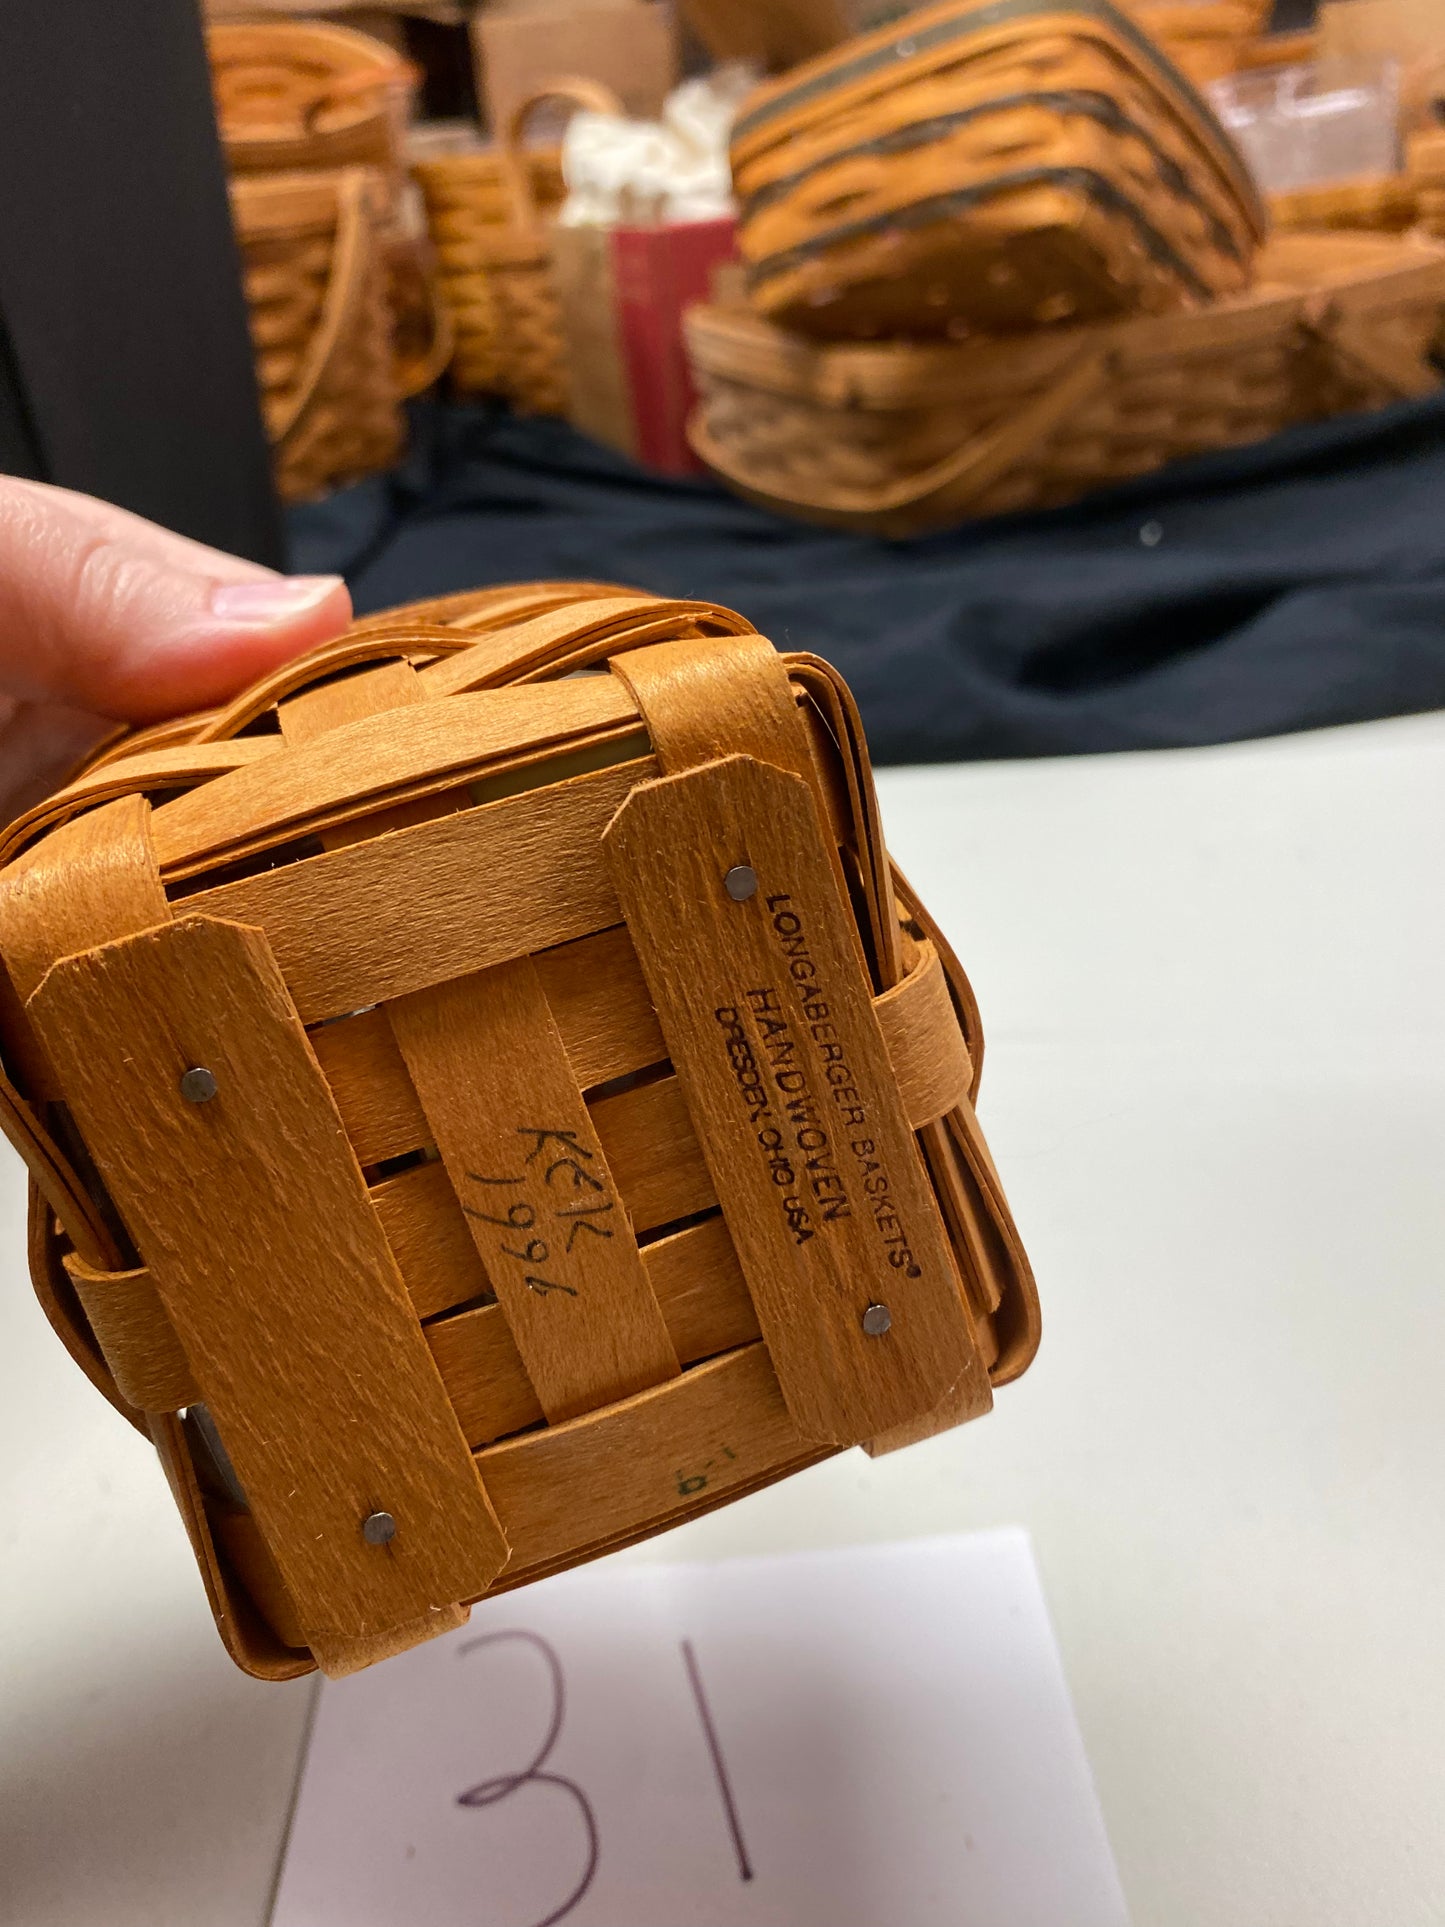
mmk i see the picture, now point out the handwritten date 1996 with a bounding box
[463,1128,617,1301]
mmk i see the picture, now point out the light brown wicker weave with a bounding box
[211,18,450,407]
[413,82,620,408]
[1119,0,1273,85]
[0,585,1038,1680]
[685,229,1445,534]
[411,131,566,394]
[1269,172,1420,234]
[730,0,1266,339]
[210,18,414,175]
[1409,128,1445,238]
[230,168,404,503]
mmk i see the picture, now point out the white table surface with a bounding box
[3,710,1443,1927]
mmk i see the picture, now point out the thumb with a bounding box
[0,477,352,722]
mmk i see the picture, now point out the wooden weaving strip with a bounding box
[360,1075,717,1325]
[315,925,971,1172]
[476,1343,821,1574]
[419,598,754,700]
[0,793,175,1270]
[48,1206,759,1451]
[610,631,816,787]
[63,1251,198,1413]
[605,754,986,1446]
[390,958,680,1423]
[277,657,426,746]
[873,941,973,1127]
[309,923,669,1172]
[26,914,510,1660]
[148,1408,313,1681]
[0,793,170,1004]
[156,677,641,876]
[186,755,656,1023]
[372,1159,490,1321]
[427,1214,758,1448]
[277,658,459,851]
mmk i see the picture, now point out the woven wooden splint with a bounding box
[0,587,1039,1680]
[413,81,619,408]
[411,132,568,397]
[685,229,1445,534]
[730,0,1266,338]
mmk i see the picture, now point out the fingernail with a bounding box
[210,575,344,622]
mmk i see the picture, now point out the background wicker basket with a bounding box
[211,16,449,488]
[410,128,566,395]
[230,167,404,503]
[413,80,620,409]
[685,229,1445,534]
[729,0,1266,339]
[0,587,1037,1680]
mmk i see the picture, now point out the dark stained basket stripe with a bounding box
[730,0,1263,228]
[740,89,1247,262]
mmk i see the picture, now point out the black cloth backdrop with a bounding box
[288,393,1445,764]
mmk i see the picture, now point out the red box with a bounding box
[554,217,738,474]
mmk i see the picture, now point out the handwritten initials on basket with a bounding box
[390,959,680,1423]
[464,1128,618,1300]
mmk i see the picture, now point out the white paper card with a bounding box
[271,1529,1129,1927]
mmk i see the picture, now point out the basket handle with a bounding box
[689,346,1112,527]
[499,76,626,231]
[388,231,455,399]
[269,167,376,449]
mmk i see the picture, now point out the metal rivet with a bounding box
[862,1302,892,1337]
[179,1066,218,1104]
[362,1510,397,1546]
[1139,520,1163,547]
[724,864,758,902]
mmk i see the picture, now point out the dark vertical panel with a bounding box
[0,0,283,565]
[0,313,44,480]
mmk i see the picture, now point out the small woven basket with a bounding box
[0,589,1038,1681]
[212,19,450,423]
[229,167,404,503]
[730,0,1266,338]
[414,81,620,408]
[686,229,1445,533]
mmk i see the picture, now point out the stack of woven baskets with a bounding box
[211,20,450,502]
[683,0,1445,535]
